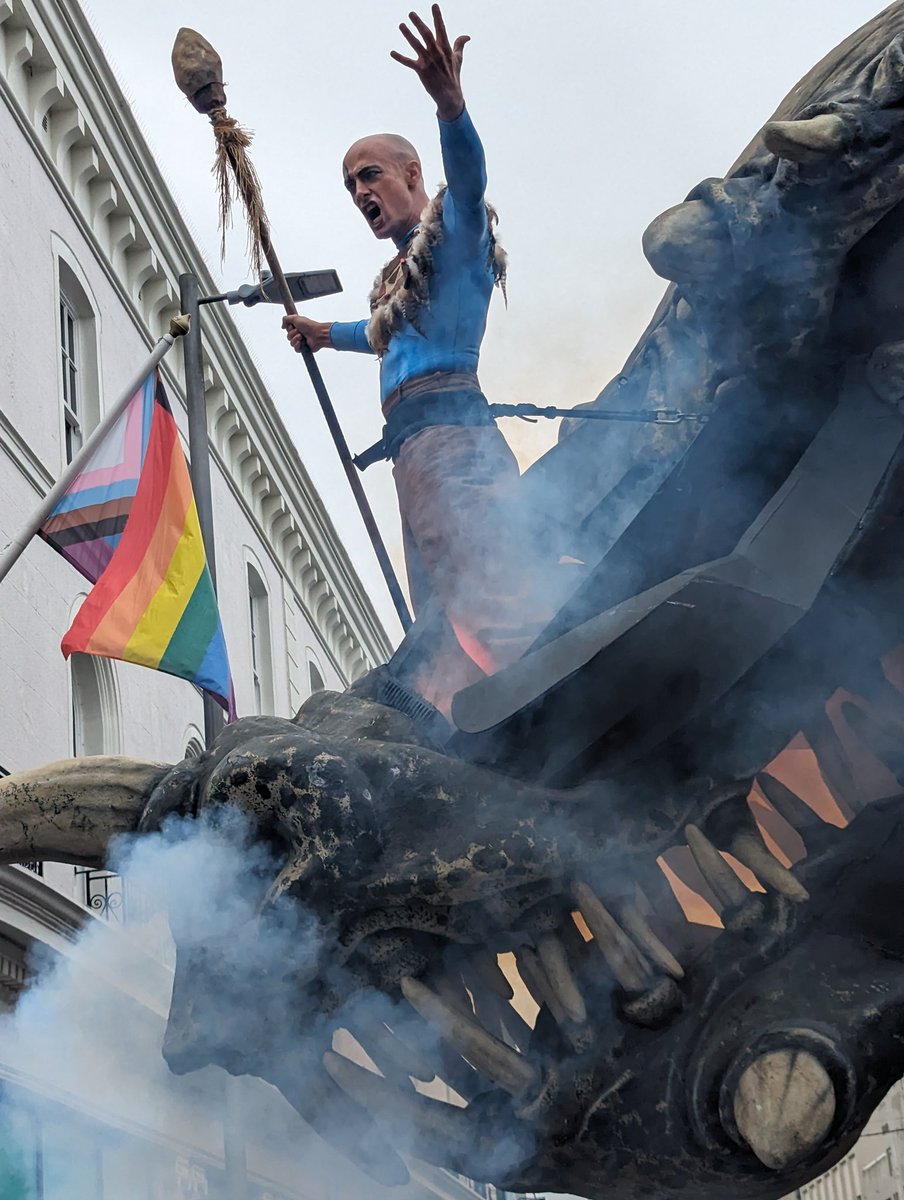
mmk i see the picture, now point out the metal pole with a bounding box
[179,274,225,752]
[180,275,245,1198]
[0,330,182,586]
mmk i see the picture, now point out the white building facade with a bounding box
[786,1081,904,1200]
[0,1,523,1198]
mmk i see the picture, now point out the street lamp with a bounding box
[198,269,343,308]
[180,265,344,585]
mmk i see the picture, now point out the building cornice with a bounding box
[0,0,393,680]
[0,863,86,943]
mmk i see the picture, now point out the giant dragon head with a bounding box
[7,5,904,1198]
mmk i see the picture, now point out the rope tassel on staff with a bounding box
[171,29,268,278]
[171,28,413,631]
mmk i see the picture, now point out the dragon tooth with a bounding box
[457,958,533,1050]
[432,970,475,1019]
[756,772,822,831]
[273,1059,410,1187]
[537,934,588,1024]
[470,948,515,1000]
[401,976,540,1097]
[517,947,569,1026]
[730,831,809,902]
[804,714,864,816]
[685,825,748,908]
[618,902,684,981]
[346,1020,433,1086]
[572,882,653,992]
[323,1049,473,1159]
[498,997,534,1050]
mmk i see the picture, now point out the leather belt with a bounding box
[354,372,495,470]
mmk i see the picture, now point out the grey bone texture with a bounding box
[9,7,904,1200]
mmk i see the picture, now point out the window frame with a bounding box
[59,290,82,464]
[246,561,274,715]
[53,241,102,471]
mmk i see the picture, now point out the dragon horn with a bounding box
[0,757,170,869]
[762,114,852,163]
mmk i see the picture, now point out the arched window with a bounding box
[247,563,274,715]
[70,652,123,919]
[70,652,121,756]
[57,258,100,465]
[308,661,325,694]
[184,736,204,760]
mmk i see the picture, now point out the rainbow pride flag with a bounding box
[39,372,157,582]
[41,372,236,719]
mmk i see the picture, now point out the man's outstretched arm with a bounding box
[283,314,373,354]
[392,5,486,211]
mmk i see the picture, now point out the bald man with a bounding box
[284,5,545,679]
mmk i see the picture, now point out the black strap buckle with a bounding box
[353,436,389,471]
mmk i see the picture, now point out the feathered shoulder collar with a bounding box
[365,186,507,357]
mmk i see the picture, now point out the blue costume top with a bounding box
[329,107,495,405]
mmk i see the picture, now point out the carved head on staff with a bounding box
[171,26,268,278]
[170,27,226,114]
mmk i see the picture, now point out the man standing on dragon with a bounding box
[284,5,550,685]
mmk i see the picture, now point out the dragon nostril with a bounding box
[731,1048,836,1171]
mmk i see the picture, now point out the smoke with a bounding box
[0,809,540,1198]
[0,814,430,1200]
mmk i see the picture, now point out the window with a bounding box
[70,651,123,919]
[0,1100,39,1198]
[247,563,274,715]
[70,652,123,757]
[71,654,104,756]
[56,254,100,467]
[184,736,204,760]
[69,651,121,757]
[59,292,81,463]
[309,661,325,694]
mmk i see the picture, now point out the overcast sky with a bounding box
[81,0,884,642]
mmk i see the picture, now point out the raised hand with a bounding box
[390,4,470,122]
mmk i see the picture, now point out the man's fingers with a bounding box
[408,10,437,52]
[398,21,426,57]
[432,3,451,52]
[453,34,470,61]
[390,49,421,70]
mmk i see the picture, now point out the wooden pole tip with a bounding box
[172,27,226,114]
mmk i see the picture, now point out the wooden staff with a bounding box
[171,29,412,632]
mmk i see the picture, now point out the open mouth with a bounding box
[364,201,382,226]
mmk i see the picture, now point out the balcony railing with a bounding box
[76,868,125,921]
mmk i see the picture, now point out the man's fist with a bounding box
[283,314,333,353]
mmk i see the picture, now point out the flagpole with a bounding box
[179,273,224,749]
[0,319,189,587]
